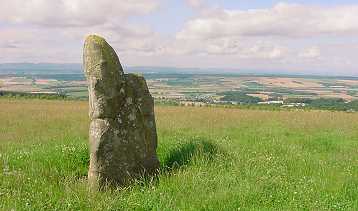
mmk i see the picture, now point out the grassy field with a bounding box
[0,99,358,210]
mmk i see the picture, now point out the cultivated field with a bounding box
[1,74,358,101]
[0,99,358,210]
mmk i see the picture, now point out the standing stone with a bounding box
[83,35,159,188]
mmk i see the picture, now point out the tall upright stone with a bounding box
[83,35,159,188]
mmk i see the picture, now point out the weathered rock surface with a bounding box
[83,35,159,187]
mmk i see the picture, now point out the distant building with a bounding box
[258,101,284,105]
[179,101,207,107]
[282,103,306,108]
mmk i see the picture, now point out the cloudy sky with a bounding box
[1,0,358,76]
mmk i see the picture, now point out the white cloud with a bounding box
[186,0,204,9]
[0,42,18,49]
[0,0,159,27]
[0,1,357,75]
[161,2,358,74]
[299,47,321,59]
[177,3,358,39]
[247,44,287,59]
[0,0,162,61]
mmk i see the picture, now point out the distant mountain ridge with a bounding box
[0,63,357,78]
[0,63,82,74]
[0,63,233,75]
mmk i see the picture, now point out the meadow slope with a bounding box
[0,99,358,210]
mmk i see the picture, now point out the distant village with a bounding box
[155,94,306,108]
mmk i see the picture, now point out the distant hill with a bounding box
[0,63,82,74]
[0,63,357,79]
[0,63,223,75]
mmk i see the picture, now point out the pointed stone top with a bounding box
[86,34,106,44]
[83,34,124,79]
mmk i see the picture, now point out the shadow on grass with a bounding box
[61,138,222,188]
[162,139,221,172]
[131,139,222,188]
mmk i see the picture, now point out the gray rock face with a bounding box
[83,35,159,187]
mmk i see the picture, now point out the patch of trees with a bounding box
[220,91,262,104]
[154,99,180,106]
[285,97,358,111]
[0,91,67,100]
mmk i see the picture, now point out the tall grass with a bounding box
[0,99,357,210]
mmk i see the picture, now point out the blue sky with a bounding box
[135,0,358,34]
[0,0,358,76]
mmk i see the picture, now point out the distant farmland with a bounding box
[1,73,357,102]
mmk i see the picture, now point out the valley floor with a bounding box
[0,99,358,210]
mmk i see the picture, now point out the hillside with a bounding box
[0,99,357,210]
